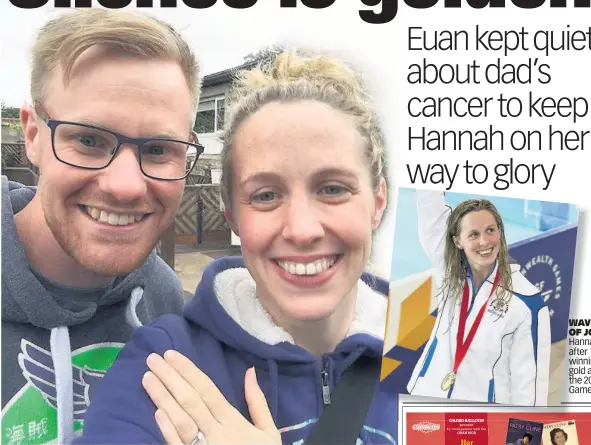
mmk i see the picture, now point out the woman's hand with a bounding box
[142,350,282,445]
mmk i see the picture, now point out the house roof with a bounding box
[202,60,257,88]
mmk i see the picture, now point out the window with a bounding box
[195,97,225,134]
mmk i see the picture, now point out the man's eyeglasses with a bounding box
[38,112,204,181]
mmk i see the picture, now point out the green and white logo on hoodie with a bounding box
[1,340,124,445]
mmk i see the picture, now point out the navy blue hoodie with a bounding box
[76,257,399,445]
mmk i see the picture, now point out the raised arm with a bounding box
[416,189,451,283]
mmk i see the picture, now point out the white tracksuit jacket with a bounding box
[406,190,551,406]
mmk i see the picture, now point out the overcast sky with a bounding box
[0,0,392,106]
[0,6,277,106]
[0,3,392,107]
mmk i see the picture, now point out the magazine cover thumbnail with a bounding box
[542,420,579,445]
[505,418,543,445]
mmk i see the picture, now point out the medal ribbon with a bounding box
[452,268,500,378]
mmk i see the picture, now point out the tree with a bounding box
[1,102,21,119]
[243,44,285,65]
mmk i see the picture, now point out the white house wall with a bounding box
[199,133,223,155]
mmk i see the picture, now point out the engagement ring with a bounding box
[188,430,205,445]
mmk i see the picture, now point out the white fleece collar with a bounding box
[213,268,387,346]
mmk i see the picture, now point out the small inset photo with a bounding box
[381,187,579,406]
[542,420,580,445]
[505,418,543,445]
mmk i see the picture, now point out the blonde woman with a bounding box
[75,50,398,445]
[407,190,551,406]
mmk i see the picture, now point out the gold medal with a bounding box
[442,270,500,395]
[441,371,456,391]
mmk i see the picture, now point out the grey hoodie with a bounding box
[1,177,185,444]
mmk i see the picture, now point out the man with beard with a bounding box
[1,9,203,445]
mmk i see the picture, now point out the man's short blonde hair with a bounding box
[31,9,201,111]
